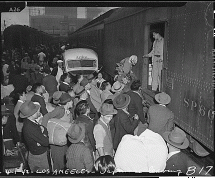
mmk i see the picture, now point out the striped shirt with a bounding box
[66,142,94,172]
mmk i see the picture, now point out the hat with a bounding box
[87,74,95,81]
[111,81,125,93]
[113,94,131,109]
[57,60,63,63]
[99,103,117,116]
[1,105,12,116]
[20,101,40,118]
[192,140,210,157]
[59,92,72,105]
[162,127,189,149]
[53,91,64,104]
[80,77,89,87]
[155,92,171,105]
[67,123,85,143]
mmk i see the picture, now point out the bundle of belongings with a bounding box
[115,55,138,85]
[47,118,74,146]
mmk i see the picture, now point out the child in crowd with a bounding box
[94,155,116,174]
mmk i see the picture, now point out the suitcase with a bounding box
[3,144,28,173]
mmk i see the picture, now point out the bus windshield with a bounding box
[67,59,96,68]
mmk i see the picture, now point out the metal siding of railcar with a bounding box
[103,3,214,151]
[165,2,214,151]
[77,23,104,62]
[104,15,134,77]
[103,7,168,77]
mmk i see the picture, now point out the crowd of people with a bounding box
[2,40,191,175]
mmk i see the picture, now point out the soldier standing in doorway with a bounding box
[143,29,164,92]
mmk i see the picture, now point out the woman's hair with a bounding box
[75,100,89,116]
[100,81,110,91]
[130,80,141,91]
[95,155,116,174]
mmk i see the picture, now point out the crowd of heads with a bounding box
[1,42,192,175]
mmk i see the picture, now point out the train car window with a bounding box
[147,22,165,92]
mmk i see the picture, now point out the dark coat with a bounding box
[111,109,138,150]
[126,90,146,124]
[75,114,96,152]
[2,114,20,144]
[35,72,44,84]
[11,74,29,93]
[147,104,174,135]
[22,119,49,155]
[43,74,58,97]
[51,67,58,77]
[31,94,48,116]
[165,151,189,175]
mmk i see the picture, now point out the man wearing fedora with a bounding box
[20,101,50,172]
[93,102,117,159]
[66,122,94,172]
[163,127,190,175]
[147,92,174,136]
[45,92,73,171]
[87,74,102,112]
[112,94,139,150]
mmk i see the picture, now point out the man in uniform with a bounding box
[143,29,164,91]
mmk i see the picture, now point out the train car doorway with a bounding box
[147,22,165,92]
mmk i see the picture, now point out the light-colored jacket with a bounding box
[89,84,102,112]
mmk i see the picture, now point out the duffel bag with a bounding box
[47,118,72,146]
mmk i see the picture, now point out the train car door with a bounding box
[145,22,166,92]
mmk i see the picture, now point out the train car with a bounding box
[103,2,214,157]
[68,8,119,67]
[3,24,54,50]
